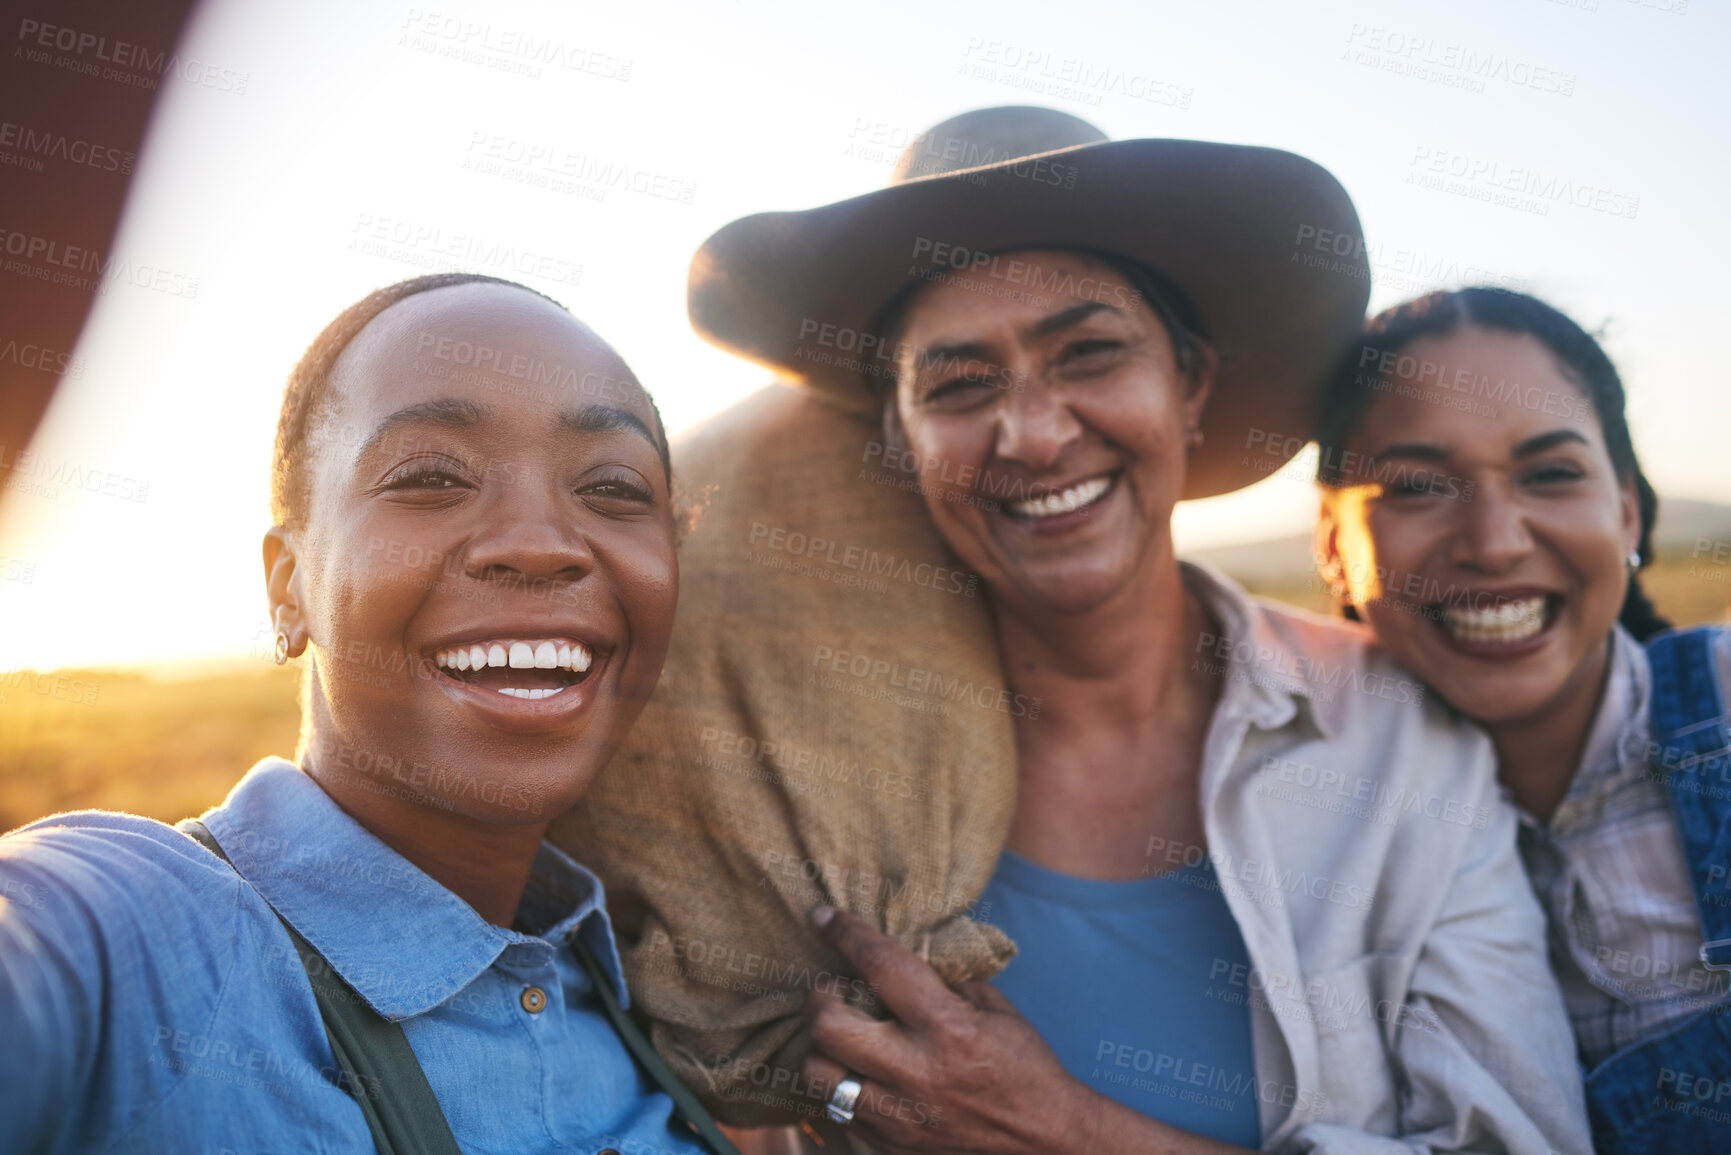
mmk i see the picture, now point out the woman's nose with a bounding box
[994,381,1081,469]
[1449,483,1533,573]
[462,477,595,585]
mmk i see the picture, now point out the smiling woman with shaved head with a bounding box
[0,273,738,1155]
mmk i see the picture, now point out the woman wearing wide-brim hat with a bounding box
[563,108,1593,1154]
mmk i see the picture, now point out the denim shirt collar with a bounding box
[200,758,628,1021]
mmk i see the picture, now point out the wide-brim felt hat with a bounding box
[687,107,1372,499]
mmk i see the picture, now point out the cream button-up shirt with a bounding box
[1178,561,1588,1154]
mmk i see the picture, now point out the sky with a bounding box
[1,0,1725,671]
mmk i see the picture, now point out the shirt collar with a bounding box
[200,758,628,1020]
[1182,559,1338,740]
[1552,625,1648,821]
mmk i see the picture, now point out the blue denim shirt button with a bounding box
[520,986,547,1014]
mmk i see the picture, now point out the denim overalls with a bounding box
[1584,626,1731,1152]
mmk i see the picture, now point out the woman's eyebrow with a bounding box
[1026,300,1118,340]
[912,303,1123,373]
[560,403,661,454]
[355,398,488,458]
[1369,441,1452,463]
[1511,428,1591,457]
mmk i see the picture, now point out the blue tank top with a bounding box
[978,849,1261,1147]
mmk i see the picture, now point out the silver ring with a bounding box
[825,1075,864,1125]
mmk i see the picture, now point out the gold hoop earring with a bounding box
[273,632,290,666]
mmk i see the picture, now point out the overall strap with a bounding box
[179,819,464,1155]
[571,938,742,1155]
[1646,627,1731,970]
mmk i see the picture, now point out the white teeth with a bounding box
[496,686,568,700]
[1008,474,1112,519]
[1441,595,1548,644]
[432,639,597,674]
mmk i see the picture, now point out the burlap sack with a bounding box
[550,383,1019,1125]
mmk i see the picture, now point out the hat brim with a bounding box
[688,138,1370,499]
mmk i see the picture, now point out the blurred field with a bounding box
[1,552,1725,833]
[0,664,302,833]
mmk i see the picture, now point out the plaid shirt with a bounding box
[1516,626,1731,1071]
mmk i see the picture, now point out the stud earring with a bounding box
[1627,549,1642,572]
[273,632,290,666]
[1187,427,1205,448]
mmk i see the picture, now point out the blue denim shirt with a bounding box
[0,757,710,1155]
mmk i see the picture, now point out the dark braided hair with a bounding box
[1316,287,1671,641]
[271,272,670,528]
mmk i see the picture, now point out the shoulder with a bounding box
[1242,594,1497,789]
[1,810,248,959]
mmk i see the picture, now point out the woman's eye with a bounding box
[925,377,989,404]
[1384,473,1440,499]
[581,475,653,503]
[1524,463,1586,485]
[1057,338,1121,368]
[384,466,468,491]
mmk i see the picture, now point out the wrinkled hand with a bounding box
[799,906,1091,1155]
